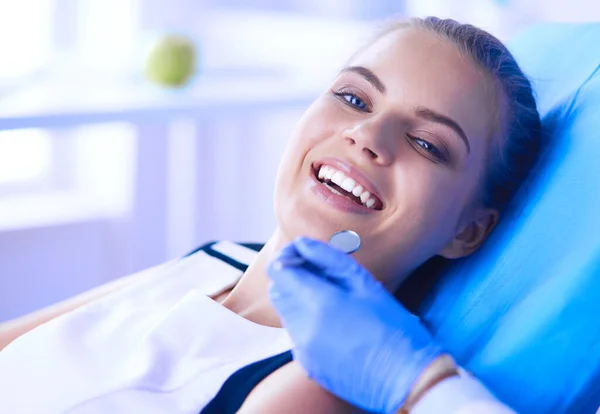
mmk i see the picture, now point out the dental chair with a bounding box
[419,23,600,413]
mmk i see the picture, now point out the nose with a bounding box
[342,114,397,166]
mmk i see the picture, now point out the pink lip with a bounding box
[312,157,385,208]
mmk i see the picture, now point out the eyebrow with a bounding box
[414,106,471,154]
[340,66,387,94]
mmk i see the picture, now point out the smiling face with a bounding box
[273,27,500,290]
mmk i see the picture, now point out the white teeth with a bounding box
[340,178,356,193]
[318,166,327,179]
[316,164,379,209]
[360,191,371,204]
[331,171,345,186]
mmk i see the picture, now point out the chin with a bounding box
[276,200,336,243]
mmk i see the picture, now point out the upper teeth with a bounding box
[317,165,377,209]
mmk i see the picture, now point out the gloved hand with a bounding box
[268,237,444,413]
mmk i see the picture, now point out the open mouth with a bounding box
[311,163,384,210]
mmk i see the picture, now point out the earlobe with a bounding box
[439,208,499,259]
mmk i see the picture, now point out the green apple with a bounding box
[145,35,196,87]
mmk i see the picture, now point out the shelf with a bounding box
[0,72,318,130]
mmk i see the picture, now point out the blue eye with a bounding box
[409,135,447,162]
[342,94,366,110]
[333,89,368,111]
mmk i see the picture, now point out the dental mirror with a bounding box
[274,230,361,268]
[328,230,361,254]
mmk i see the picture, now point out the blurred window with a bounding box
[0,129,53,188]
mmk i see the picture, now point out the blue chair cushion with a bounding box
[421,23,600,413]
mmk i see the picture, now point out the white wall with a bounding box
[0,108,304,322]
[0,8,362,321]
[0,220,130,320]
[406,0,600,40]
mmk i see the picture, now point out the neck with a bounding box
[220,228,289,328]
[220,230,414,327]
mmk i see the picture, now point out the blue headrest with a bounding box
[421,23,600,413]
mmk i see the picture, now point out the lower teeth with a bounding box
[323,181,365,206]
[324,182,344,196]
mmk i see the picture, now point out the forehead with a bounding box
[349,27,497,148]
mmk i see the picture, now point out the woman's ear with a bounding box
[439,208,499,259]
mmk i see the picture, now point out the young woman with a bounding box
[0,17,540,413]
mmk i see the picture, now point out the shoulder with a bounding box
[178,241,262,296]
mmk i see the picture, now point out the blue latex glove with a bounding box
[268,237,444,413]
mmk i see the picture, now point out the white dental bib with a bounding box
[0,242,292,414]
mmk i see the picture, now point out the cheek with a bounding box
[401,160,463,204]
[391,163,472,237]
[276,98,339,185]
[293,98,339,148]
[273,98,338,213]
